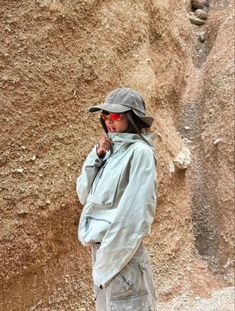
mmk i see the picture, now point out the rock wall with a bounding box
[0,0,234,310]
[177,0,234,280]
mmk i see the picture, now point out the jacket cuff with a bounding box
[94,144,105,167]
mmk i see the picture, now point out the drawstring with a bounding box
[94,285,103,302]
[92,244,103,302]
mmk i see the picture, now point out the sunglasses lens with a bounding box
[101,112,123,121]
[110,113,122,121]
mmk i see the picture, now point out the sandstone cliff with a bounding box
[0,0,234,310]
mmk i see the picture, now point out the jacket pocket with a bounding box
[80,206,117,244]
[85,216,111,230]
[89,162,123,207]
[117,273,134,290]
[110,265,134,292]
[110,292,153,311]
[84,215,111,239]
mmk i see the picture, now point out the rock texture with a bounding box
[0,0,234,310]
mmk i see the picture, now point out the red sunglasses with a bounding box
[101,112,125,121]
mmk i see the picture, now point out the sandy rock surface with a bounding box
[158,286,235,311]
[0,0,234,310]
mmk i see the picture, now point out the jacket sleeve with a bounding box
[93,145,157,287]
[76,146,105,205]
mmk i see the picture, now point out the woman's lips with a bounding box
[108,127,116,132]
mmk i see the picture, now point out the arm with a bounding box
[93,146,157,287]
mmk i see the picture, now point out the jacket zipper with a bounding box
[91,163,107,194]
[94,286,103,301]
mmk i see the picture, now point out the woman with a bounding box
[76,87,157,310]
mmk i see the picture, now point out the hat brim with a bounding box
[88,103,154,127]
[88,103,130,113]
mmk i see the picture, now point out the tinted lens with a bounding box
[110,113,122,121]
[101,112,123,121]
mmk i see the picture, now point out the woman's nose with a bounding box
[106,117,114,124]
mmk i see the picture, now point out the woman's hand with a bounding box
[96,136,113,158]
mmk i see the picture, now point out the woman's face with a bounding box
[103,111,129,133]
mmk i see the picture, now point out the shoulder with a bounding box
[127,141,156,168]
[131,140,155,157]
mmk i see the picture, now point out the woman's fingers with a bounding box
[99,137,112,150]
[96,137,113,157]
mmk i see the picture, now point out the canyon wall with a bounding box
[0,0,234,310]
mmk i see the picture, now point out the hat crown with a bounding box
[105,88,146,115]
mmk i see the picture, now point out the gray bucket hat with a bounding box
[88,87,154,127]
